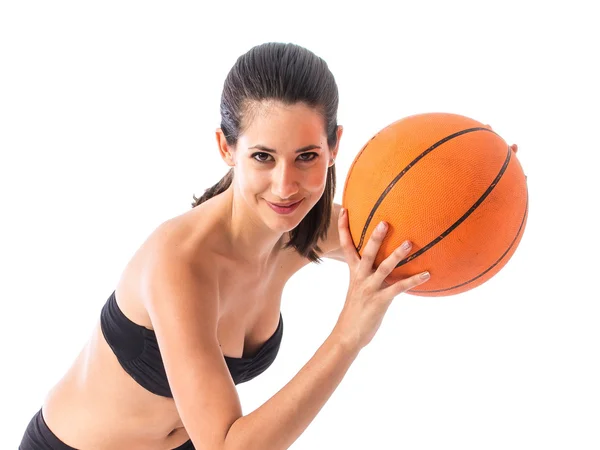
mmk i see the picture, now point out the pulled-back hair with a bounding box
[192,42,339,263]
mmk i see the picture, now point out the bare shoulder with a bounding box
[141,235,220,348]
[114,202,223,330]
[141,219,219,312]
[137,209,224,313]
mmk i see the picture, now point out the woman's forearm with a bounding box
[223,330,360,450]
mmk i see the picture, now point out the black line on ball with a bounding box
[356,127,498,252]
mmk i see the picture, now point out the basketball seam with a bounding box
[411,190,529,294]
[355,127,499,252]
[394,144,512,268]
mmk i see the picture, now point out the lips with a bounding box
[269,201,301,207]
[265,199,303,215]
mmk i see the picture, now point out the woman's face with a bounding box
[224,101,340,233]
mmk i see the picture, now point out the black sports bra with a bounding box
[100,291,283,397]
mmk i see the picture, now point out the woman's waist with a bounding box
[42,380,188,449]
[41,325,186,448]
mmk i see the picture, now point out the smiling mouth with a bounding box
[268,200,302,207]
[265,199,304,215]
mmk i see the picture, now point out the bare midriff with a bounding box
[42,319,191,450]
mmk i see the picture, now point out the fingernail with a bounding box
[376,221,387,232]
[420,271,430,279]
[401,240,411,250]
[340,207,345,216]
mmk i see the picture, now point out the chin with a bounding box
[266,214,306,233]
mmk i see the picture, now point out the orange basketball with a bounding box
[342,112,528,297]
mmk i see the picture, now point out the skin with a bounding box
[216,100,343,264]
[38,101,512,449]
[40,101,346,449]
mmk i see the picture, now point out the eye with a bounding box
[251,152,273,162]
[298,152,318,162]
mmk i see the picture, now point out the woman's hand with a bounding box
[332,208,430,351]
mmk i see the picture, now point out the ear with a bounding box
[329,125,343,167]
[216,128,236,167]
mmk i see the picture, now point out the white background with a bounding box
[1,1,599,448]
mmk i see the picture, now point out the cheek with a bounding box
[236,164,270,193]
[303,165,329,193]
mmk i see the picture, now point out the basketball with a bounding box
[342,112,528,297]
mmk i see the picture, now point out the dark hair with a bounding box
[191,42,339,263]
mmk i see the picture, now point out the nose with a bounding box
[271,161,300,200]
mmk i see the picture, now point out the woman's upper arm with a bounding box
[142,254,241,450]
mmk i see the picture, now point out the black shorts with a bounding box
[19,408,195,449]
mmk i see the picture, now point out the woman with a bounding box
[20,42,430,450]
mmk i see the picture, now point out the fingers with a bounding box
[372,239,413,284]
[339,210,431,298]
[337,208,360,267]
[358,221,388,276]
[381,270,430,298]
[370,239,430,297]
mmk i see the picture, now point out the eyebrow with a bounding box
[248,144,322,154]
